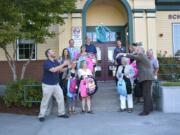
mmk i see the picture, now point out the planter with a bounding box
[159,86,180,113]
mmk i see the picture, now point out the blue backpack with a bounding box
[117,79,127,96]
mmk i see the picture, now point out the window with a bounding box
[173,24,180,56]
[86,32,116,42]
[17,39,36,60]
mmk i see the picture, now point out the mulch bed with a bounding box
[0,97,39,116]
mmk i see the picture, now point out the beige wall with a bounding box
[86,0,127,26]
[156,11,180,56]
[0,44,14,61]
[133,12,157,54]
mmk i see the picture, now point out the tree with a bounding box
[0,0,76,81]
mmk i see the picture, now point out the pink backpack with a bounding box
[130,62,138,78]
[86,57,94,72]
[79,79,88,97]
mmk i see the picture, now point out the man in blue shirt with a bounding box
[85,36,97,55]
[113,39,126,85]
[39,49,69,122]
[113,39,126,65]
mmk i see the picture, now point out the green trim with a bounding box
[72,17,81,19]
[156,0,180,10]
[132,9,144,13]
[134,17,144,18]
[156,0,180,5]
[132,9,156,13]
[156,5,180,11]
[146,9,156,13]
[82,0,133,44]
[72,9,82,13]
[146,17,156,18]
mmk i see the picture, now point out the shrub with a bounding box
[158,57,180,81]
[3,79,42,108]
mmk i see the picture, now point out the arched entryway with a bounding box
[82,0,133,44]
[82,0,133,81]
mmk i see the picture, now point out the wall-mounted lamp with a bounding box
[159,33,163,37]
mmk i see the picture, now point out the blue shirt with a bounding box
[113,47,126,65]
[42,60,60,85]
[85,44,97,54]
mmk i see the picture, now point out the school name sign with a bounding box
[168,14,180,20]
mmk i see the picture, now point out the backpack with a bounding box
[69,79,78,93]
[86,77,97,96]
[117,79,127,96]
[130,62,138,78]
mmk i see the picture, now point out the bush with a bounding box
[3,79,42,108]
[158,57,180,81]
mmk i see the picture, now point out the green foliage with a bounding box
[158,57,180,81]
[0,0,76,45]
[162,81,180,86]
[3,79,42,108]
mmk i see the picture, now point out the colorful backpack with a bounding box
[117,79,127,96]
[86,77,97,96]
[130,61,138,78]
[69,79,77,93]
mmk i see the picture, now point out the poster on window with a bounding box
[72,26,82,47]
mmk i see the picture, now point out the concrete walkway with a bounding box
[0,82,180,135]
[0,110,180,135]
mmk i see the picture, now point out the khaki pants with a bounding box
[38,83,65,118]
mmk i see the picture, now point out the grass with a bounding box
[161,81,180,86]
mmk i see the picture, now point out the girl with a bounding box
[67,61,78,114]
[58,48,71,99]
[78,60,93,114]
[116,57,135,113]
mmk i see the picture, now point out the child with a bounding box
[78,60,94,114]
[116,57,135,113]
[67,61,78,114]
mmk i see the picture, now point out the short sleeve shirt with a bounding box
[150,57,159,74]
[85,44,97,54]
[42,60,60,85]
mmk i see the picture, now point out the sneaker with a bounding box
[87,110,94,114]
[58,114,69,118]
[120,109,126,112]
[127,108,133,113]
[81,110,86,114]
[39,117,45,122]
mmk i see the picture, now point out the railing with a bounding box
[23,84,42,103]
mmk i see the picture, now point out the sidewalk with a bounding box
[0,109,180,135]
[1,82,180,135]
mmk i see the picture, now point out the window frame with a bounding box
[16,39,37,61]
[172,23,180,57]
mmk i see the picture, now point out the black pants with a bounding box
[140,80,153,113]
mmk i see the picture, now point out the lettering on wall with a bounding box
[168,14,180,20]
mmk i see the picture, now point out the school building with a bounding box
[0,0,180,83]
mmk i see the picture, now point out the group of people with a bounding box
[113,40,159,116]
[38,37,97,122]
[38,37,159,122]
